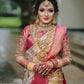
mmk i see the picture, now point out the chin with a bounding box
[42,20,51,24]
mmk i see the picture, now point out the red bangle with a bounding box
[52,59,58,67]
[25,61,30,68]
[33,64,38,72]
[50,60,55,68]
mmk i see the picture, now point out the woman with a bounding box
[16,0,72,84]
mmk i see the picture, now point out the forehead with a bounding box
[39,1,54,9]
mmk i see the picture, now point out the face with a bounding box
[38,1,55,25]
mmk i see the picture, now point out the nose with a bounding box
[45,11,48,16]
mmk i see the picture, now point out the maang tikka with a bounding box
[43,0,50,7]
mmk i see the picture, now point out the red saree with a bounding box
[16,24,72,84]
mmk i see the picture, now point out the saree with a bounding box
[16,24,72,84]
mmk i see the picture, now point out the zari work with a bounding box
[16,24,72,84]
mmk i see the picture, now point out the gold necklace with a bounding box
[35,23,55,31]
[34,24,55,61]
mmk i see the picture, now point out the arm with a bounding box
[49,33,72,68]
[15,26,38,72]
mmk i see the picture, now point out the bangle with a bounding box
[25,61,30,68]
[57,59,63,67]
[53,59,58,67]
[50,60,55,68]
[27,62,35,72]
[37,65,39,73]
[33,64,38,72]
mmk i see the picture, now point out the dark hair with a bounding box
[33,0,59,15]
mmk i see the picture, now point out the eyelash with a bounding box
[40,9,44,12]
[40,9,54,12]
[49,10,53,12]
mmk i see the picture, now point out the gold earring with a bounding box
[36,16,39,24]
[52,18,56,24]
[52,15,56,24]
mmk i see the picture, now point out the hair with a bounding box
[33,0,59,15]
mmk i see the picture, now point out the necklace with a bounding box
[35,23,55,31]
[38,23,52,28]
[34,24,55,61]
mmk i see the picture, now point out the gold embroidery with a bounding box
[49,69,63,84]
[16,27,29,57]
[35,24,55,61]
[61,34,72,66]
[29,24,55,61]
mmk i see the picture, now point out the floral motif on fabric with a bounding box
[62,33,72,66]
[16,26,29,57]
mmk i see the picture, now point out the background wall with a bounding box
[57,0,84,29]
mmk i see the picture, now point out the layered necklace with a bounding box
[34,23,55,61]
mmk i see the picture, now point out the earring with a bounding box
[52,14,56,24]
[36,16,39,24]
[52,18,56,24]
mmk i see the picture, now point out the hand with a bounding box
[38,61,54,77]
[42,61,54,76]
[45,61,54,69]
[33,63,47,75]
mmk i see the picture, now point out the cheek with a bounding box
[38,11,44,17]
[49,13,54,19]
[49,11,54,16]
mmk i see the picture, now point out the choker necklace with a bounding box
[35,23,55,31]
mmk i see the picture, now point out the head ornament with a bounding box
[43,0,50,7]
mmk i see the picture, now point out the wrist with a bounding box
[25,61,30,68]
[57,59,63,67]
[33,64,39,72]
[49,60,55,68]
[50,59,63,68]
[50,59,58,68]
[25,61,36,72]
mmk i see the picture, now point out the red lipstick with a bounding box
[43,18,49,20]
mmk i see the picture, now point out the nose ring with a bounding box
[45,13,49,17]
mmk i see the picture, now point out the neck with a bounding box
[39,22,52,27]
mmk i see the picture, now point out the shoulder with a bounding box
[56,25,67,29]
[22,24,33,33]
[55,25,67,33]
[20,25,31,36]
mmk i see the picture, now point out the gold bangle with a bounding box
[57,59,63,67]
[27,62,35,72]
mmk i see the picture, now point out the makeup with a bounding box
[43,18,49,20]
[38,1,55,25]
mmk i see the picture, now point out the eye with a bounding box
[40,8,44,12]
[49,9,54,12]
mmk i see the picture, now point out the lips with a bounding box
[43,18,49,20]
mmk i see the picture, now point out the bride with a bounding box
[15,0,72,84]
